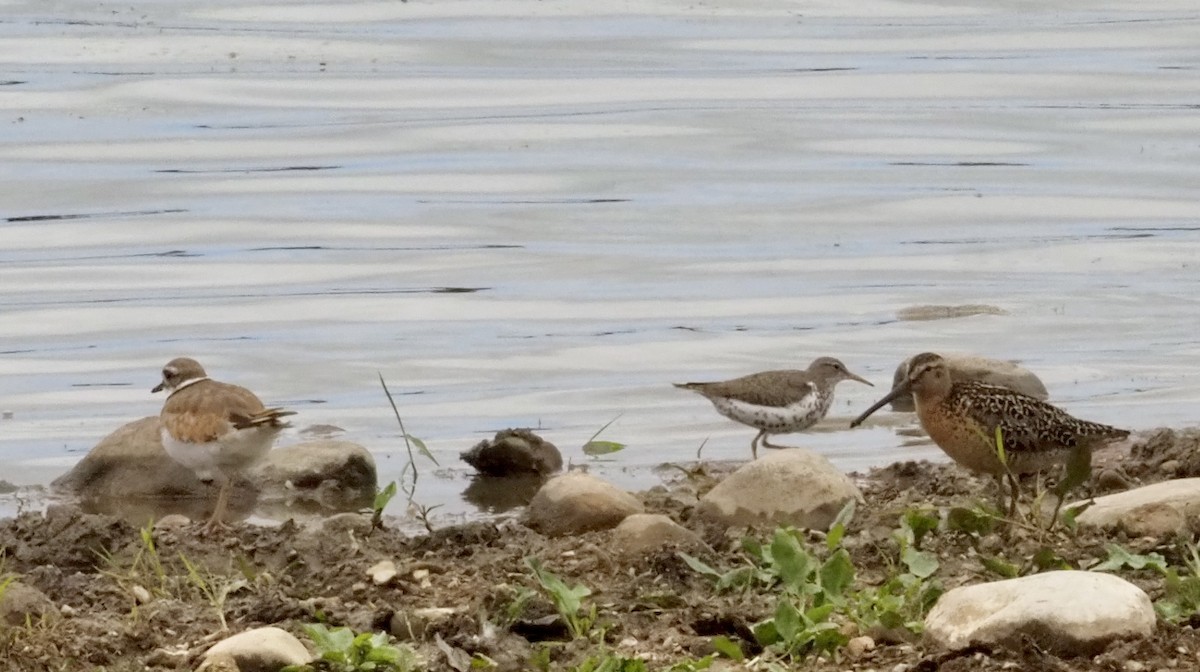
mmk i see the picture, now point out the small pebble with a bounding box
[367,560,397,586]
[131,585,152,604]
[846,635,875,659]
[1124,661,1146,672]
[891,663,911,672]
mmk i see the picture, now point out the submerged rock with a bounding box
[51,416,202,500]
[888,353,1048,412]
[251,440,377,509]
[1072,478,1200,537]
[461,428,562,476]
[53,417,376,516]
[924,570,1154,655]
[697,450,861,530]
[525,471,642,537]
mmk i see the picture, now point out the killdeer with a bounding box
[153,357,295,531]
[675,356,873,459]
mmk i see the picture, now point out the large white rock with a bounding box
[525,471,643,537]
[925,571,1155,655]
[199,626,311,672]
[1073,478,1200,537]
[696,450,861,530]
[888,353,1048,412]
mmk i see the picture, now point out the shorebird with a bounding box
[153,357,295,532]
[675,356,873,459]
[850,352,1128,518]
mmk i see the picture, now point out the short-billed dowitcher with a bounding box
[676,356,873,459]
[850,352,1128,517]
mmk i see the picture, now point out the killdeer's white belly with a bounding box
[160,426,276,482]
[712,394,829,433]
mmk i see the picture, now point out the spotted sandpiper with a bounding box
[675,356,873,459]
[153,357,296,532]
[851,352,1129,517]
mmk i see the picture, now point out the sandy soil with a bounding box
[3,429,1200,671]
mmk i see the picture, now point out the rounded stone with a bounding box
[199,626,311,672]
[460,428,562,476]
[611,514,704,555]
[525,471,643,537]
[1072,478,1200,537]
[924,570,1154,655]
[0,581,56,626]
[697,450,861,530]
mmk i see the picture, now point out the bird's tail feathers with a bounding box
[232,407,296,430]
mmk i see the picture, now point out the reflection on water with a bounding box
[3,0,1200,525]
[462,474,549,514]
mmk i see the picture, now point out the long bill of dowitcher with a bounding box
[849,379,912,428]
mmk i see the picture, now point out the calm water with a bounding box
[2,0,1200,523]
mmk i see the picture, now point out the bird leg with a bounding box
[204,480,233,533]
[750,430,765,460]
[761,434,788,450]
[1006,473,1021,518]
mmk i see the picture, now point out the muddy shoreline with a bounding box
[3,428,1200,671]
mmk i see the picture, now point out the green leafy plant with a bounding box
[378,374,439,531]
[525,558,597,640]
[286,624,418,672]
[850,509,942,637]
[371,481,398,531]
[581,414,627,458]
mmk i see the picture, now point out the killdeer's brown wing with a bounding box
[161,379,287,443]
[951,381,1128,454]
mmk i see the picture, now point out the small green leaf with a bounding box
[710,635,745,661]
[582,440,626,456]
[752,618,780,647]
[946,506,995,536]
[980,554,1020,578]
[818,549,855,599]
[773,599,803,643]
[769,530,813,593]
[901,547,939,579]
[825,499,857,551]
[677,552,722,579]
[901,508,940,548]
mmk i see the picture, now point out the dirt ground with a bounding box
[3,428,1200,671]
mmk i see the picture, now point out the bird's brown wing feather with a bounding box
[162,380,284,442]
[954,381,1127,453]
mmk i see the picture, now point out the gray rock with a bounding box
[611,514,704,556]
[51,416,203,500]
[697,450,861,530]
[525,471,643,537]
[53,418,376,518]
[888,353,1048,412]
[0,581,55,626]
[199,626,311,672]
[924,570,1154,655]
[1072,478,1200,537]
[461,428,562,476]
[251,440,377,509]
